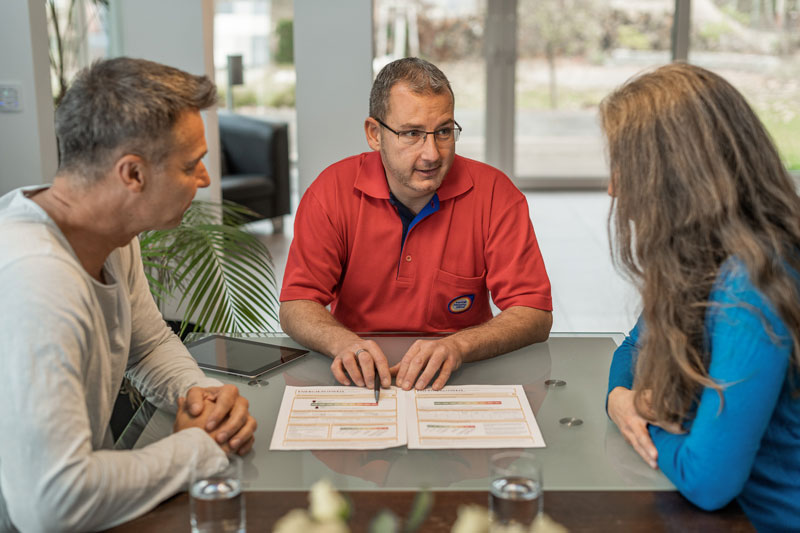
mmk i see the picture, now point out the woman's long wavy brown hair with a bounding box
[601,62,800,426]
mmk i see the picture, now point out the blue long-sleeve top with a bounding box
[607,258,800,532]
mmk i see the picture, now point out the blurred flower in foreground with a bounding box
[273,508,350,533]
[273,480,567,532]
[530,513,569,533]
[310,479,350,522]
[452,504,490,533]
[273,480,350,533]
[452,504,569,533]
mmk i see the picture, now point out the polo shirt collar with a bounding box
[354,151,391,199]
[436,155,473,201]
[354,151,474,201]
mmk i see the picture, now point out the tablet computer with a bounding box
[186,335,309,379]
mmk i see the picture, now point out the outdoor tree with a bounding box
[518,0,604,109]
[47,0,108,106]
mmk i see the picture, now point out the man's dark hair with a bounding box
[55,57,217,180]
[369,57,454,121]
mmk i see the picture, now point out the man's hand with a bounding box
[607,386,658,469]
[174,397,234,454]
[392,337,464,391]
[174,397,211,434]
[280,300,392,390]
[183,384,257,455]
[331,339,392,389]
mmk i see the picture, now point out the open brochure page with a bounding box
[406,385,545,449]
[269,386,407,450]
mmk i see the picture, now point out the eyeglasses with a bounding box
[373,117,462,146]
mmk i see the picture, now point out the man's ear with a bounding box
[114,154,148,192]
[364,117,382,152]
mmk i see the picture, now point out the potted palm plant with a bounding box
[139,200,279,337]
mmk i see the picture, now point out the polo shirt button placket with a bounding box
[398,246,415,279]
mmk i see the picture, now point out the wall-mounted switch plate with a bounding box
[0,84,23,113]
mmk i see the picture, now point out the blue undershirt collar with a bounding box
[389,192,440,250]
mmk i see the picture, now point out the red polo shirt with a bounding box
[280,151,552,332]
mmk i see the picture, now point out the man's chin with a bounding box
[151,217,183,231]
[411,176,444,193]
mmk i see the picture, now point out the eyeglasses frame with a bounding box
[372,117,462,146]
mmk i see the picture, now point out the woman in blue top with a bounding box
[603,63,800,532]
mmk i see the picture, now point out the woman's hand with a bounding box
[608,386,658,469]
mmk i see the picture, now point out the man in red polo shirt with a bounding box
[280,57,552,392]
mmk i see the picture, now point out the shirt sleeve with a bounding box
[484,190,552,312]
[606,317,642,405]
[280,188,346,305]
[649,267,791,510]
[123,239,222,411]
[608,317,642,393]
[0,257,227,532]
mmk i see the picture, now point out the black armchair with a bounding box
[218,113,291,230]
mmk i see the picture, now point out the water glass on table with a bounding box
[489,451,543,532]
[190,454,246,533]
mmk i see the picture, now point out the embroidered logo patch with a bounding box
[448,294,474,314]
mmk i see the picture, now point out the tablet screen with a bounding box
[186,335,309,378]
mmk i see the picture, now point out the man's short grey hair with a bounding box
[369,57,454,121]
[55,57,217,180]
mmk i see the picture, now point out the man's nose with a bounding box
[197,161,210,188]
[419,132,441,161]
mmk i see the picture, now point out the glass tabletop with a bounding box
[118,332,674,492]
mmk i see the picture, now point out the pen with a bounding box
[374,371,381,404]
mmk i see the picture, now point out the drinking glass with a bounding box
[190,454,246,533]
[488,451,543,532]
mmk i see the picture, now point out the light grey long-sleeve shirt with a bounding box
[0,187,228,532]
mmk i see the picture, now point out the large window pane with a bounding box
[689,0,800,171]
[373,0,487,163]
[214,0,297,161]
[515,0,674,182]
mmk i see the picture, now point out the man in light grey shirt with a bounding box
[0,58,257,532]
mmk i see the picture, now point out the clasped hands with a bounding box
[173,384,257,455]
[330,337,465,392]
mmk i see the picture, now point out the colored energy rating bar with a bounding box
[432,401,502,405]
[311,402,378,406]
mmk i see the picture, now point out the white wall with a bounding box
[109,0,221,202]
[0,0,58,194]
[294,0,374,195]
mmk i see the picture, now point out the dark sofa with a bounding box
[218,113,291,231]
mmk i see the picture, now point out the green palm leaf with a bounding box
[140,200,279,337]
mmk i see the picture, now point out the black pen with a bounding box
[374,371,381,404]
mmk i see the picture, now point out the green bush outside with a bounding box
[275,19,294,65]
[616,25,651,51]
[267,85,295,108]
[761,113,800,170]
